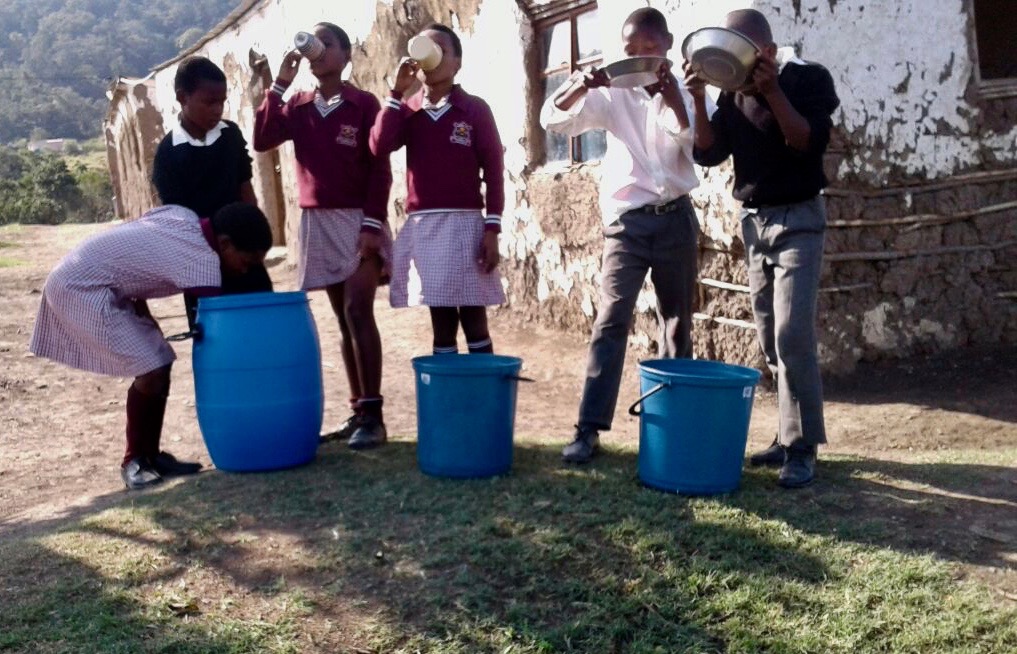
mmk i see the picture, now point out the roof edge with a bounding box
[151,0,267,72]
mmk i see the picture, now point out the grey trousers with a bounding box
[577,196,699,431]
[741,196,828,449]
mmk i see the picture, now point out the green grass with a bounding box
[1,443,1014,653]
[0,256,25,267]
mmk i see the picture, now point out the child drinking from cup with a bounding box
[254,22,393,450]
[370,23,505,356]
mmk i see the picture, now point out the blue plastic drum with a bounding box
[192,291,323,472]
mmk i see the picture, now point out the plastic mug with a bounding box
[294,32,325,61]
[408,35,442,71]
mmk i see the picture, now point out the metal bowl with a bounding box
[681,27,759,91]
[601,56,669,89]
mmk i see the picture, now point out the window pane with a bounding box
[577,9,602,61]
[543,69,571,162]
[578,130,607,162]
[974,0,1017,79]
[542,21,572,72]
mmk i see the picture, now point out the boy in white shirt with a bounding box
[542,7,707,464]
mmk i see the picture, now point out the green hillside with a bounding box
[0,0,241,143]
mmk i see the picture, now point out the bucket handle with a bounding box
[507,374,535,383]
[627,381,669,416]
[166,324,203,342]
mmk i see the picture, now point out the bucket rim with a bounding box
[412,353,522,376]
[638,358,761,386]
[197,291,309,312]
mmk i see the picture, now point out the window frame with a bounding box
[535,2,602,163]
[971,0,1017,99]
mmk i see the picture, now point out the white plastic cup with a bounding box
[294,32,325,61]
[408,35,442,71]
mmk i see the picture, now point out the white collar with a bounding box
[171,120,227,147]
[421,93,452,121]
[422,93,451,111]
[776,46,806,73]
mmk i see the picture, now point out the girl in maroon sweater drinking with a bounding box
[254,22,393,450]
[370,23,505,356]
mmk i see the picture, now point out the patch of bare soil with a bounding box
[0,222,1014,600]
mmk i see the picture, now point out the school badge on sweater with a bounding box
[450,121,472,146]
[336,124,359,147]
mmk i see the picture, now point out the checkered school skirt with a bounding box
[31,269,177,378]
[297,208,394,290]
[389,209,505,308]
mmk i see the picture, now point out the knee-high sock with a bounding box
[123,385,169,467]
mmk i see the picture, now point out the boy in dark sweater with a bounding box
[686,9,840,488]
[152,56,272,326]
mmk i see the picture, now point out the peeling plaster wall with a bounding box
[105,0,1016,374]
[103,78,163,220]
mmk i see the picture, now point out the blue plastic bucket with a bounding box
[629,359,761,495]
[412,354,525,478]
[191,291,323,472]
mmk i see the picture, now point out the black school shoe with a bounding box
[561,425,599,464]
[778,446,817,489]
[121,457,163,491]
[320,414,363,443]
[151,451,202,477]
[748,437,786,467]
[348,415,387,450]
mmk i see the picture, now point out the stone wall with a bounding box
[104,0,1016,374]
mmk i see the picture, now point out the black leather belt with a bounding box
[637,195,687,215]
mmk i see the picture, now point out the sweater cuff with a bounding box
[384,91,403,110]
[360,216,385,233]
[270,79,291,97]
[483,214,501,233]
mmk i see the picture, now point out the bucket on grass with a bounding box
[628,358,761,495]
[186,291,323,472]
[412,354,529,478]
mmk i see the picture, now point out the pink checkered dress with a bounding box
[297,208,394,290]
[389,209,505,308]
[30,206,221,377]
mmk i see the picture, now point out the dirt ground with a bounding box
[1,222,1015,597]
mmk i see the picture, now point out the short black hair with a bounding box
[174,56,226,94]
[726,9,773,46]
[210,203,273,252]
[425,23,462,58]
[316,22,351,53]
[623,7,670,38]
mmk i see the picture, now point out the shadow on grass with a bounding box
[738,457,1016,568]
[0,538,302,652]
[4,440,1015,652]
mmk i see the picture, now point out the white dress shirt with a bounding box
[541,81,711,225]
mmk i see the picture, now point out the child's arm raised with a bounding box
[369,59,416,155]
[552,68,609,111]
[685,61,731,166]
[252,50,301,152]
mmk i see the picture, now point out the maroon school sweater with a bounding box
[253,82,392,232]
[369,85,504,232]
